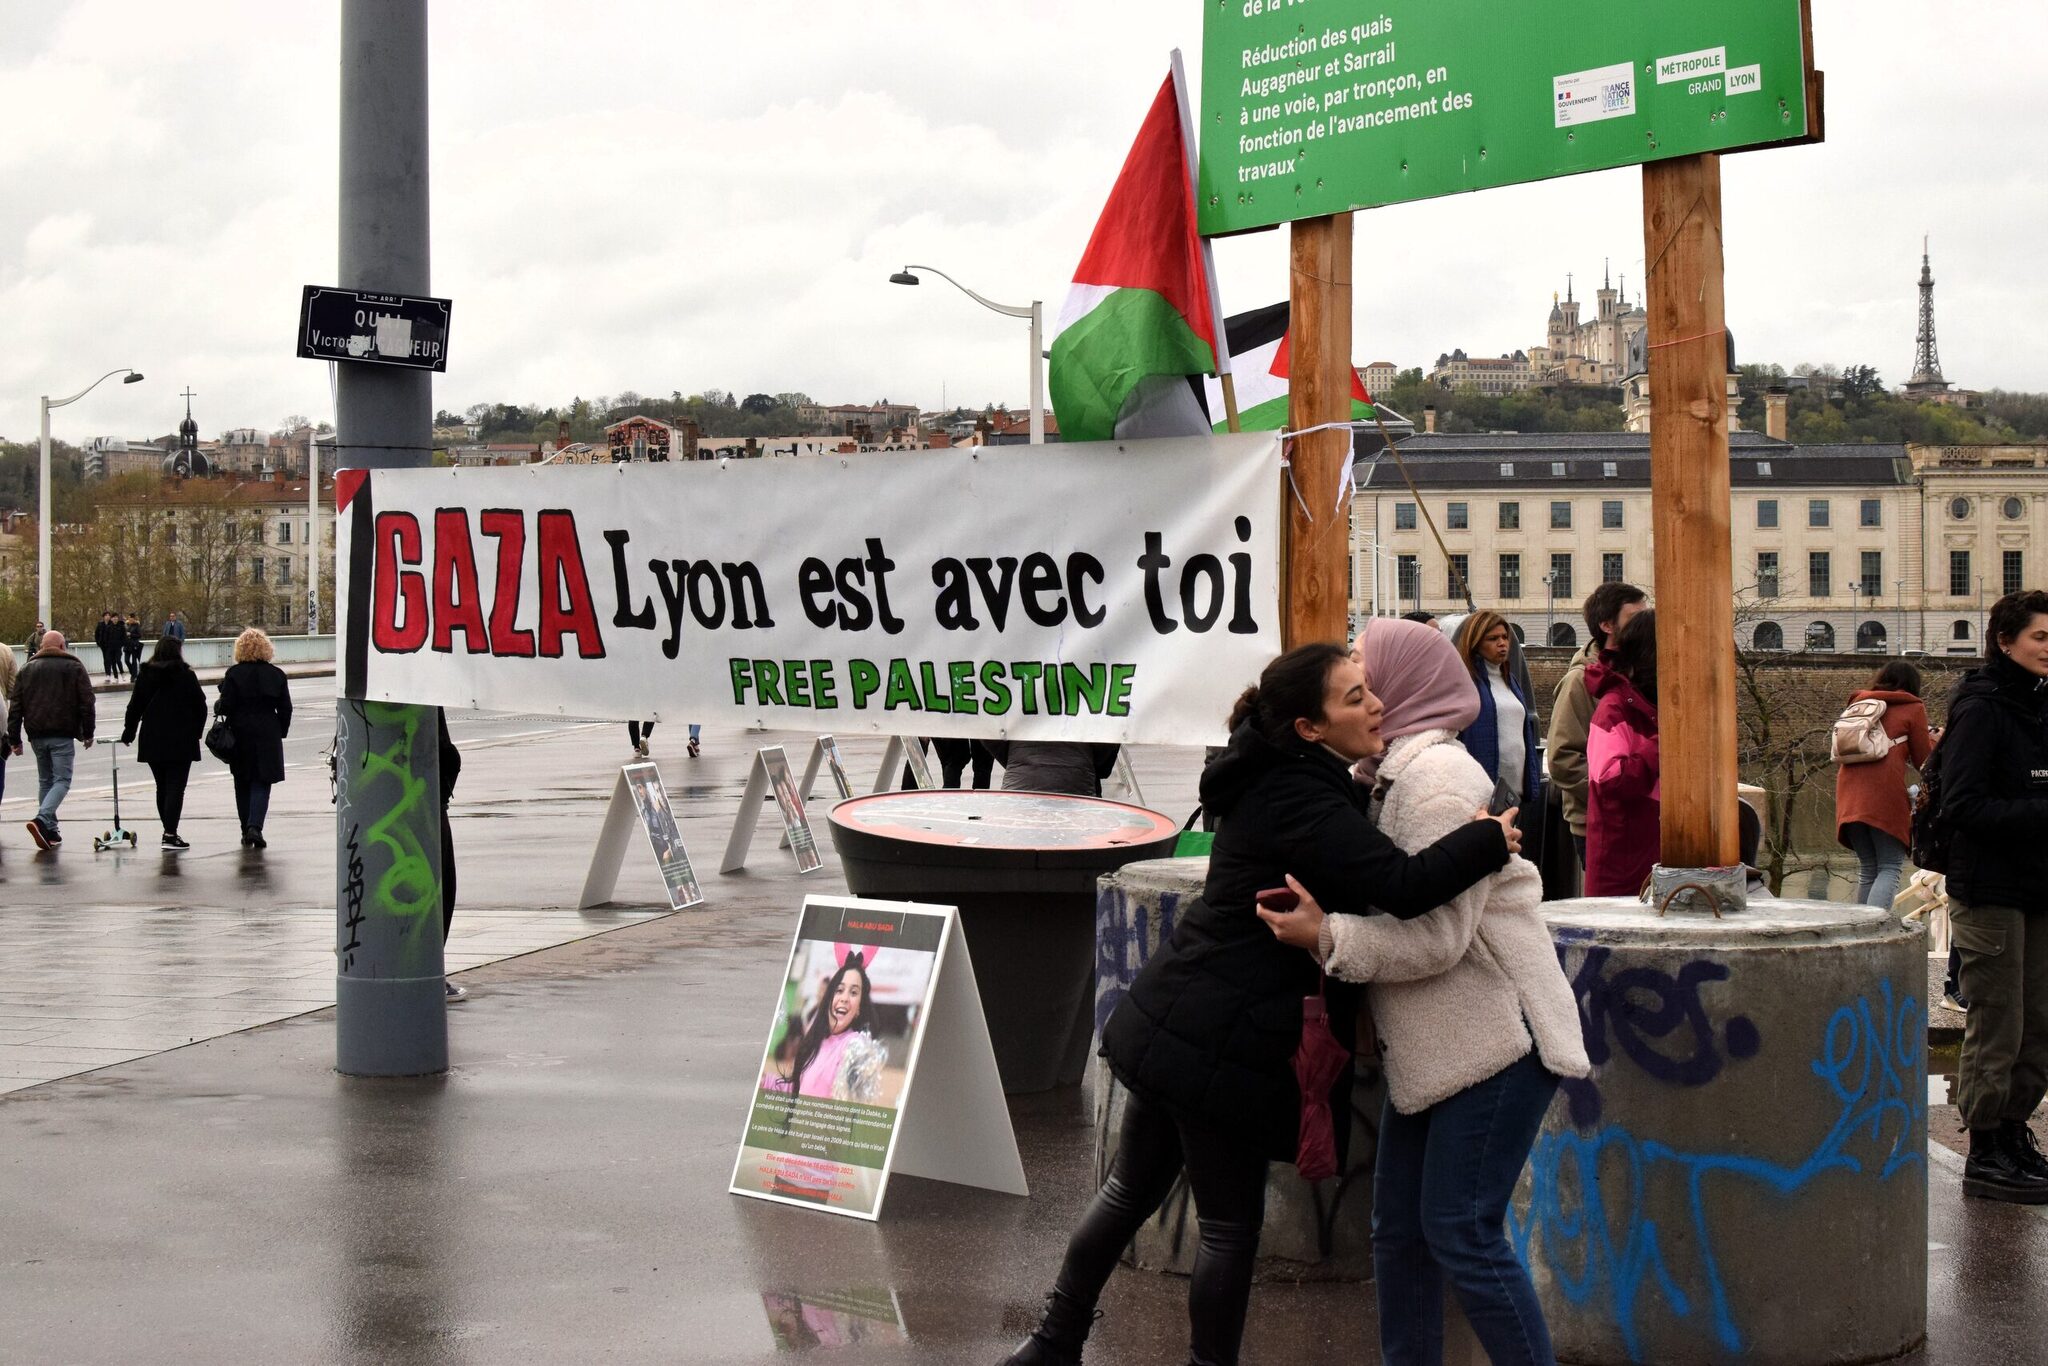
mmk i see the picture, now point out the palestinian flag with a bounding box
[1049,74,1220,443]
[1201,302,1377,433]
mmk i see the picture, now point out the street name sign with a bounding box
[1199,0,1816,234]
[298,285,452,371]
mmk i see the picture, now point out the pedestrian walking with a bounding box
[1454,608,1542,814]
[215,628,291,849]
[1258,618,1588,1366]
[1002,643,1516,1366]
[25,620,45,656]
[120,635,207,848]
[1833,661,1936,910]
[687,722,701,759]
[1939,590,2048,1204]
[6,631,96,848]
[1546,582,1648,869]
[627,720,655,758]
[122,613,143,677]
[1583,608,1660,897]
[932,737,995,788]
[95,612,122,679]
[0,643,16,811]
[437,707,467,1001]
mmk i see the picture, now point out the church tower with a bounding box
[165,387,210,478]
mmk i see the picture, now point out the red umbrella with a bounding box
[1293,979,1352,1181]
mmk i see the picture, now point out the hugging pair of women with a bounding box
[1004,618,1590,1366]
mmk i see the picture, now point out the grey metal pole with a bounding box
[334,0,445,1077]
[37,398,51,627]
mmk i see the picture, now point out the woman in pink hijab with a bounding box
[1260,619,1588,1366]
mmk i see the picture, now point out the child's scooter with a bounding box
[94,742,140,851]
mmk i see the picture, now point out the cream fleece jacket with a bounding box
[1318,729,1591,1114]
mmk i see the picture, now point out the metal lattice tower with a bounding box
[1908,236,1945,388]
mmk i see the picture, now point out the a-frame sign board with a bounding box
[731,897,1026,1220]
[723,745,825,875]
[579,762,705,910]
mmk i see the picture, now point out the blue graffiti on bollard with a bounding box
[1559,946,1762,1128]
[1512,976,1925,1361]
[1093,888,1181,1036]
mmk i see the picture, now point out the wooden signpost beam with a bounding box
[1642,152,1740,870]
[1283,212,1355,650]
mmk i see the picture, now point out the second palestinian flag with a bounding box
[1202,302,1377,433]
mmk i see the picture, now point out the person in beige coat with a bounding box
[1262,617,1589,1366]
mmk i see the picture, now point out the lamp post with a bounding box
[1542,570,1558,646]
[1846,580,1861,649]
[890,266,1043,444]
[39,369,144,626]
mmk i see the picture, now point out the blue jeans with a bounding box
[1844,822,1907,910]
[1375,1050,1561,1366]
[30,736,76,830]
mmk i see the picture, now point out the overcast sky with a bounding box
[4,1,2040,443]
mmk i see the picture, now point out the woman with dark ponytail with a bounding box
[1002,643,1519,1366]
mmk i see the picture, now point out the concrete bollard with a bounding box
[1094,857,1380,1280]
[1518,897,1927,1366]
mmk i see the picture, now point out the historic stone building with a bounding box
[1349,432,2048,656]
[1528,265,1648,388]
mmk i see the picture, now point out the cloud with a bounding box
[1,0,2040,447]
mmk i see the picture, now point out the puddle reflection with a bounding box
[762,1289,907,1352]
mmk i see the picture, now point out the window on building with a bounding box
[1602,500,1624,530]
[1859,550,1883,597]
[1753,621,1784,651]
[1808,498,1830,528]
[1499,463,1515,478]
[167,525,178,546]
[1602,552,1625,584]
[1950,496,1972,520]
[1549,553,1573,599]
[1499,553,1522,599]
[1953,620,1974,642]
[1550,501,1572,530]
[1499,501,1521,530]
[1395,502,1417,530]
[1808,551,1831,598]
[1860,499,1882,528]
[1950,549,1972,597]
[1806,621,1835,651]
[1602,461,1619,479]
[1447,554,1470,599]
[1550,461,1567,477]
[252,559,265,585]
[280,602,292,627]
[2006,549,2025,596]
[2004,496,2026,521]
[190,557,202,579]
[1757,499,1778,529]
[226,523,238,544]
[1857,621,1887,651]
[278,521,292,545]
[1548,622,1578,647]
[253,602,265,628]
[1757,460,1774,478]
[1397,554,1419,603]
[1446,502,1469,530]
[278,559,291,586]
[1756,551,1780,598]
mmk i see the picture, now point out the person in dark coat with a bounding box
[987,740,1119,796]
[94,612,121,679]
[1002,643,1517,1366]
[122,613,144,677]
[121,634,207,848]
[216,627,292,848]
[1942,590,2048,1204]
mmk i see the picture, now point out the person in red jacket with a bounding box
[1584,609,1660,897]
[1834,661,1938,909]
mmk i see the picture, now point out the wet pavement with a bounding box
[2,697,2045,1363]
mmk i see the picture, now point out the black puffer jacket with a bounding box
[1100,723,1510,1160]
[1942,654,2048,910]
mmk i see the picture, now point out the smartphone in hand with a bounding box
[1255,886,1300,913]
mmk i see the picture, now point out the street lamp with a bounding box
[1542,571,1558,646]
[890,265,1043,445]
[1894,578,1906,656]
[1846,580,1861,648]
[39,369,143,626]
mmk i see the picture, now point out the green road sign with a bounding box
[1199,0,1814,235]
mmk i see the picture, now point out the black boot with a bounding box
[1964,1127,2048,1203]
[2002,1121,2048,1181]
[1000,1291,1097,1366]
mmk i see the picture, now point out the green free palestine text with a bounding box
[729,657,1137,718]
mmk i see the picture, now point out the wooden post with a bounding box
[1642,153,1739,869]
[1283,212,1354,649]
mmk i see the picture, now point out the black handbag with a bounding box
[204,715,236,762]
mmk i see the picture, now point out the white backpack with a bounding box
[1830,697,1894,765]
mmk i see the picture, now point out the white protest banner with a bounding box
[732,896,1024,1220]
[334,434,1281,745]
